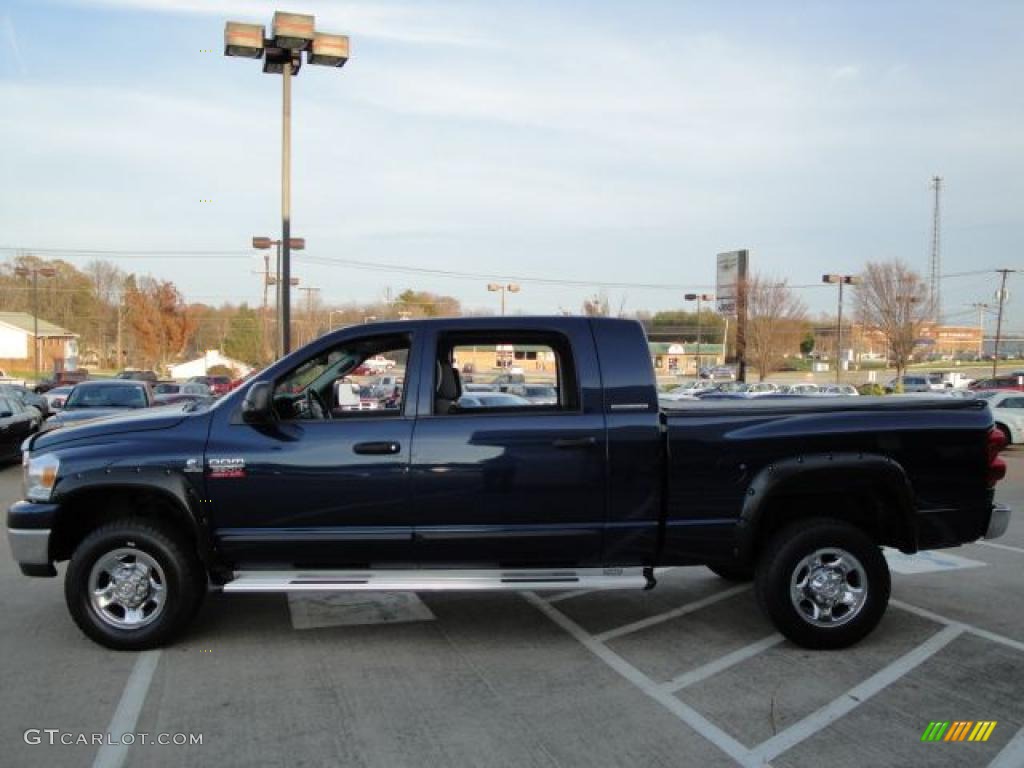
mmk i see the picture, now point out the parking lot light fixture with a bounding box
[14,265,58,384]
[488,283,520,316]
[685,293,715,375]
[226,11,349,355]
[822,274,861,384]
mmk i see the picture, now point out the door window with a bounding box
[273,334,411,420]
[434,333,578,415]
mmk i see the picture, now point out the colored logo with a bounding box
[921,721,997,742]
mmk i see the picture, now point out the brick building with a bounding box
[0,312,79,374]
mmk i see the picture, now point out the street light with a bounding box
[684,293,714,376]
[14,265,57,384]
[253,236,304,356]
[822,274,861,384]
[487,283,520,315]
[227,12,349,355]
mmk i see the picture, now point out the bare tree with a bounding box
[746,275,807,381]
[582,291,611,317]
[855,260,928,377]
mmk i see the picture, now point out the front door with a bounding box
[206,332,418,568]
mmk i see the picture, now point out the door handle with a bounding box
[552,436,597,449]
[353,441,401,455]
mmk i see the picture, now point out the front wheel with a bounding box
[65,518,204,650]
[755,518,890,650]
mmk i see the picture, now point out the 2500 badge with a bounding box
[207,457,246,478]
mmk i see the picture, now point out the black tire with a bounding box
[65,517,204,650]
[995,423,1013,446]
[755,518,890,650]
[706,562,754,582]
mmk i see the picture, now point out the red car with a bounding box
[188,375,233,396]
[969,375,1024,392]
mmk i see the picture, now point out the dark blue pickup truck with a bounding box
[6,317,1011,650]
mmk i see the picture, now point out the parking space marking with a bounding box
[92,650,161,768]
[980,540,1024,555]
[660,634,783,693]
[543,589,593,604]
[594,584,750,642]
[883,548,987,574]
[891,599,1024,654]
[287,591,435,629]
[748,625,963,764]
[523,592,758,767]
[989,724,1024,768]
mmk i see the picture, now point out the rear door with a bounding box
[410,321,608,567]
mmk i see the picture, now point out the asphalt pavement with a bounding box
[1,449,1022,768]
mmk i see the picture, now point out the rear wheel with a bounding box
[65,518,204,650]
[996,423,1013,446]
[755,518,890,649]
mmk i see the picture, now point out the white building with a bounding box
[169,350,253,380]
[0,312,79,373]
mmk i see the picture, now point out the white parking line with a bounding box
[891,599,1024,654]
[523,592,759,768]
[748,625,963,764]
[989,724,1024,768]
[595,585,750,642]
[660,634,783,693]
[92,650,161,768]
[544,589,593,604]
[980,540,1024,555]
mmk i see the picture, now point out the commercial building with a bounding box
[0,312,79,373]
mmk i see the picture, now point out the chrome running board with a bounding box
[223,567,648,593]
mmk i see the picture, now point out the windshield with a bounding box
[65,385,147,409]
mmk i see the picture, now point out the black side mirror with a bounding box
[241,382,273,423]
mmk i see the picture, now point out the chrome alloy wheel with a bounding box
[88,548,167,629]
[789,547,868,627]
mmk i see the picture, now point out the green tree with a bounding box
[223,304,263,364]
[799,332,815,356]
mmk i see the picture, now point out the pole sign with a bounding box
[716,250,748,315]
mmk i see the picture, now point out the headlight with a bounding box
[24,453,60,502]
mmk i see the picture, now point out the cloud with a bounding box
[52,0,497,48]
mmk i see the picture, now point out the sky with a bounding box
[1,0,1021,328]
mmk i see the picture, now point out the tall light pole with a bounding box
[969,302,992,360]
[684,293,714,376]
[227,13,349,356]
[822,274,861,384]
[992,269,1017,377]
[253,236,304,357]
[14,265,57,384]
[487,283,520,315]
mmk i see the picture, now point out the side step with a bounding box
[222,567,649,593]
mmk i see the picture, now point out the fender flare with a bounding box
[734,452,917,562]
[52,468,214,564]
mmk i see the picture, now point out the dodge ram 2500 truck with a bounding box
[7,317,1011,650]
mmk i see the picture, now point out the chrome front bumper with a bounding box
[986,505,1011,540]
[7,528,51,566]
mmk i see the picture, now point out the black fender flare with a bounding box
[734,452,917,562]
[52,468,214,565]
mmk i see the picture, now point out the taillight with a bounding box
[988,427,1007,487]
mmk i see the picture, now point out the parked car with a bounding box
[0,393,39,461]
[969,375,1024,393]
[821,385,860,397]
[0,368,26,387]
[786,383,821,395]
[188,375,233,396]
[703,365,736,381]
[42,385,74,411]
[115,369,158,384]
[368,375,403,400]
[976,391,1024,445]
[455,392,533,409]
[8,316,1010,652]
[43,380,154,430]
[492,371,527,392]
[0,383,51,418]
[33,369,88,394]
[885,375,932,393]
[521,384,558,405]
[153,382,213,406]
[463,382,496,393]
[746,382,781,395]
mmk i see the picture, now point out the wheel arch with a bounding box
[735,452,917,564]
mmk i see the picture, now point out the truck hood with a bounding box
[31,406,191,451]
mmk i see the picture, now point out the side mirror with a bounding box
[241,381,273,423]
[0,411,11,419]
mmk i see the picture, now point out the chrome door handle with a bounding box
[353,441,401,455]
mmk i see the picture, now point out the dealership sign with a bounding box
[716,250,748,315]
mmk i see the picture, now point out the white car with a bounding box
[978,391,1024,444]
[42,385,75,410]
[364,356,396,372]
[821,384,860,396]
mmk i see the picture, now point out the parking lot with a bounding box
[1,450,1021,768]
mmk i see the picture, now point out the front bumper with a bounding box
[7,500,60,577]
[7,528,55,577]
[986,504,1012,540]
